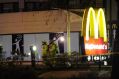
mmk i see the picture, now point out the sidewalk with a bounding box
[38,70,111,79]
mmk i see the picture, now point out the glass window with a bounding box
[3,3,13,12]
[0,4,3,13]
[0,3,18,13]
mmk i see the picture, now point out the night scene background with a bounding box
[0,0,119,79]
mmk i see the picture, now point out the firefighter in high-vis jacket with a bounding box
[49,41,58,57]
[49,41,58,66]
[42,41,49,65]
[42,41,48,58]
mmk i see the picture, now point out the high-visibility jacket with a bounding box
[42,44,48,56]
[49,42,58,56]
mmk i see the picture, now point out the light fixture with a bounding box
[28,52,31,56]
[32,45,37,51]
[59,36,65,42]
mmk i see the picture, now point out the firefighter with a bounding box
[42,41,48,58]
[49,41,58,67]
[49,41,58,57]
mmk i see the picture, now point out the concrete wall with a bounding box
[64,32,79,53]
[106,0,118,22]
[0,35,12,58]
[0,10,82,34]
[0,0,17,3]
[111,0,118,21]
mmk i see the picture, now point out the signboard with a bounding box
[85,37,107,55]
[82,7,108,55]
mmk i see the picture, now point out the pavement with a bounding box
[38,70,111,79]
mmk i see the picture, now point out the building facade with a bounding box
[0,0,108,61]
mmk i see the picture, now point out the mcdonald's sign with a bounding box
[82,7,108,55]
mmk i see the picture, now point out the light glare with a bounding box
[33,46,37,51]
[59,36,65,42]
[28,52,31,56]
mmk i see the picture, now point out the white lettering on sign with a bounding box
[85,44,107,50]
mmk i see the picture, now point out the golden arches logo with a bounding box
[82,7,108,55]
[82,7,107,42]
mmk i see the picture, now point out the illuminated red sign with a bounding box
[84,37,107,55]
[82,7,108,55]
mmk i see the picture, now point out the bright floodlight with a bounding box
[59,36,65,42]
[28,52,31,56]
[32,45,37,51]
